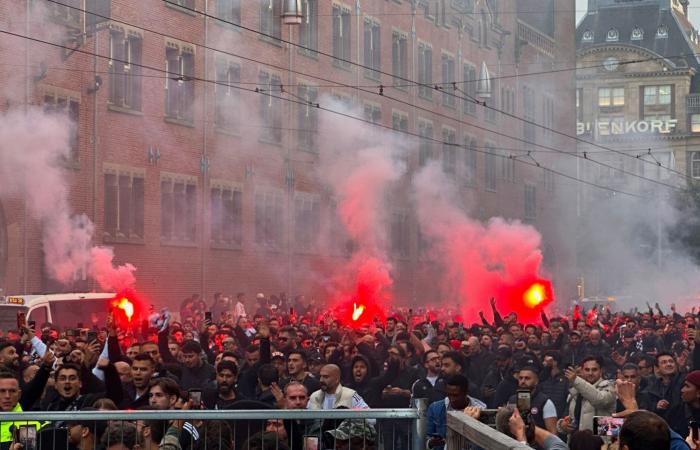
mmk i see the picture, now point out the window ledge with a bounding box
[165,116,195,128]
[103,234,145,245]
[164,1,197,16]
[215,126,241,137]
[211,241,243,251]
[259,35,284,47]
[214,18,241,30]
[418,92,433,101]
[258,136,283,147]
[298,48,319,60]
[485,188,497,193]
[161,238,198,248]
[108,104,144,116]
[332,60,353,72]
[364,71,381,81]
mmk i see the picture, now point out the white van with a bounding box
[0,293,116,330]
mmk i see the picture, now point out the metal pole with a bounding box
[411,398,427,450]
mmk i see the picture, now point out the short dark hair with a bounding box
[287,349,307,362]
[181,340,202,354]
[55,363,82,380]
[0,371,18,382]
[149,377,180,398]
[579,355,602,369]
[217,360,238,375]
[444,374,470,393]
[101,422,138,450]
[655,351,675,367]
[542,350,562,366]
[618,411,670,450]
[621,363,639,372]
[132,353,156,366]
[144,419,169,444]
[442,351,464,369]
[423,350,439,364]
[279,326,297,338]
[258,363,279,386]
[246,344,260,353]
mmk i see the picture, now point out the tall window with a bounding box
[598,87,625,109]
[215,60,240,131]
[463,63,476,114]
[576,88,583,121]
[390,211,410,258]
[542,96,554,136]
[255,190,284,247]
[165,45,194,122]
[216,0,240,24]
[259,72,283,143]
[501,150,515,182]
[392,111,408,132]
[299,0,318,53]
[442,53,455,107]
[691,152,700,179]
[332,5,351,68]
[392,31,408,86]
[642,85,673,123]
[465,137,477,186]
[524,184,537,219]
[485,144,497,192]
[104,171,144,241]
[523,86,536,144]
[294,194,320,251]
[691,114,700,133]
[363,103,381,124]
[298,84,319,152]
[417,42,432,98]
[501,86,515,114]
[109,30,142,111]
[363,18,380,79]
[418,120,433,167]
[161,178,197,242]
[210,186,242,247]
[260,0,281,39]
[442,128,456,175]
[44,92,79,162]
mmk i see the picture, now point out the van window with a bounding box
[0,306,26,331]
[28,306,48,327]
[49,299,113,329]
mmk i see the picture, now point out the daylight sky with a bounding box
[575,0,700,28]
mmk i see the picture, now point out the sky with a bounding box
[575,0,700,28]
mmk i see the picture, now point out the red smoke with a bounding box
[333,256,390,327]
[111,288,144,330]
[414,164,554,324]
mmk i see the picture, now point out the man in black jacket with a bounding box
[411,350,445,405]
[43,363,121,411]
[120,354,156,409]
[177,340,216,391]
[646,351,687,436]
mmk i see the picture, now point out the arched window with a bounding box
[582,29,594,42]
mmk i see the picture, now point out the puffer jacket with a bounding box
[564,376,616,432]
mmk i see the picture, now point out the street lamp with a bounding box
[281,0,303,25]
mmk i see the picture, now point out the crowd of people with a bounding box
[0,292,700,450]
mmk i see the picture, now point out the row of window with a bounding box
[581,25,668,43]
[103,172,540,257]
[594,85,673,109]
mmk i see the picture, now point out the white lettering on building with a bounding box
[576,119,678,135]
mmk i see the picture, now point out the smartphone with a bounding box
[593,416,624,437]
[303,436,319,450]
[27,320,36,330]
[87,331,98,342]
[290,307,294,316]
[690,420,699,441]
[516,389,531,416]
[16,312,26,329]
[189,389,202,408]
[17,425,37,450]
[204,311,213,324]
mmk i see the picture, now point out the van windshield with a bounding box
[50,299,113,329]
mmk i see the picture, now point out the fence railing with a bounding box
[446,411,530,450]
[0,408,423,450]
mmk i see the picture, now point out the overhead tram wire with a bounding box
[158,0,687,189]
[0,25,653,201]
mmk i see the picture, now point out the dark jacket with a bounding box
[646,373,686,436]
[346,357,400,408]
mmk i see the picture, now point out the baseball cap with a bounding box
[271,351,285,361]
[325,420,377,441]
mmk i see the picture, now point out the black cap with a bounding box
[495,347,513,360]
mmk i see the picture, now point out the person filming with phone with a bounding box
[557,356,615,436]
[508,366,559,434]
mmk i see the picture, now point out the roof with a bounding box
[576,3,700,90]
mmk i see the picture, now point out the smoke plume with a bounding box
[413,163,552,323]
[0,107,136,291]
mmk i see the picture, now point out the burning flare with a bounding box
[524,283,546,309]
[352,303,365,321]
[113,297,135,322]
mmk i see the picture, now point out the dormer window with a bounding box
[606,28,619,42]
[631,26,643,40]
[656,25,668,38]
[582,29,594,42]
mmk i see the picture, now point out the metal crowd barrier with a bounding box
[0,407,425,450]
[446,411,530,450]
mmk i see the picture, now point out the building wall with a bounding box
[0,0,576,308]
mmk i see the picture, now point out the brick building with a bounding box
[0,0,577,308]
